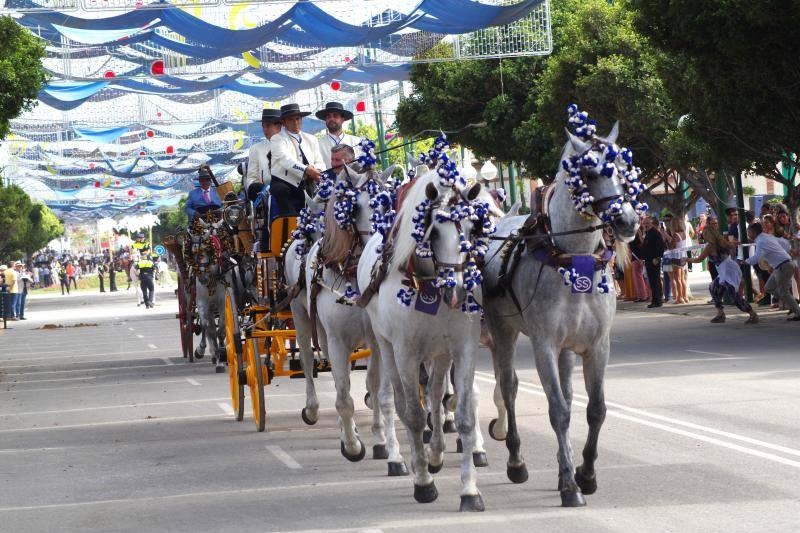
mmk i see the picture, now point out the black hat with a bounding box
[261,108,282,124]
[315,101,353,121]
[725,207,738,216]
[280,103,311,118]
[198,167,213,180]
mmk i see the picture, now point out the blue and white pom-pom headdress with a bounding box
[562,104,648,223]
[396,133,496,315]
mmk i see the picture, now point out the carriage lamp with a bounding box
[223,205,245,227]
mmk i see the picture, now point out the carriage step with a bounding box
[351,362,368,371]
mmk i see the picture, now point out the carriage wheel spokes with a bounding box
[245,337,266,432]
[225,288,245,421]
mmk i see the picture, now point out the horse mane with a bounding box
[320,195,357,265]
[392,171,440,269]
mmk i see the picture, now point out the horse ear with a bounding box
[565,128,589,153]
[466,182,482,201]
[425,182,439,201]
[606,121,619,144]
[379,165,397,183]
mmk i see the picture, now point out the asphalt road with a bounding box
[1,284,798,532]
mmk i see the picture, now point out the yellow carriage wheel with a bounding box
[224,289,244,421]
[245,338,266,432]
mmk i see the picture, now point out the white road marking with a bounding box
[0,348,175,363]
[3,376,99,384]
[1,357,174,370]
[608,356,753,368]
[185,378,201,386]
[136,334,144,339]
[217,402,234,416]
[4,363,173,376]
[128,327,135,331]
[0,414,225,434]
[0,379,187,395]
[686,349,739,358]
[161,357,174,366]
[0,397,230,417]
[475,371,800,468]
[148,344,158,350]
[266,445,302,469]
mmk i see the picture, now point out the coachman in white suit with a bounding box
[315,101,362,169]
[269,103,325,217]
[245,108,283,202]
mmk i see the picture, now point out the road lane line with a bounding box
[608,356,753,368]
[128,327,135,331]
[2,376,99,384]
[136,334,144,339]
[1,357,174,370]
[686,349,739,358]
[185,378,200,386]
[0,397,231,417]
[217,402,234,416]
[161,358,174,366]
[0,348,175,363]
[4,363,173,376]
[0,379,187,394]
[475,371,800,466]
[266,445,302,469]
[148,344,158,350]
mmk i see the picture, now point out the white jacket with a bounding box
[245,139,272,191]
[317,132,363,170]
[270,130,325,187]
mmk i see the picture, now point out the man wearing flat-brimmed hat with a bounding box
[185,165,222,221]
[270,103,325,217]
[245,108,282,202]
[316,102,361,169]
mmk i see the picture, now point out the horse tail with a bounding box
[614,239,631,269]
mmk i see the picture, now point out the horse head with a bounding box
[559,109,643,244]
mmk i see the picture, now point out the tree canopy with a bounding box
[0,15,48,140]
[0,181,63,259]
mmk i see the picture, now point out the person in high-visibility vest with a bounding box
[132,233,151,255]
[135,254,156,308]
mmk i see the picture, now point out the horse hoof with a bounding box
[301,408,317,426]
[341,440,366,462]
[388,462,409,477]
[561,489,586,507]
[413,482,438,504]
[459,494,485,512]
[364,392,372,410]
[211,356,217,365]
[443,393,457,412]
[456,438,463,453]
[575,466,597,495]
[428,460,443,474]
[423,429,432,444]
[372,444,388,460]
[194,351,204,360]
[507,463,529,484]
[488,419,505,441]
[214,365,225,374]
[442,420,457,434]
[472,452,489,468]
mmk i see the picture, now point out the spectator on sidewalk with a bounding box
[746,222,800,321]
[0,264,18,320]
[641,215,665,308]
[98,262,106,293]
[58,263,70,295]
[14,262,30,320]
[693,249,758,324]
[32,265,40,289]
[628,226,650,302]
[700,214,734,281]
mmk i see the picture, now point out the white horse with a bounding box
[129,259,143,306]
[358,168,501,511]
[304,165,406,474]
[482,111,641,507]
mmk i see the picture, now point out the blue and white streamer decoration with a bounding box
[356,138,378,170]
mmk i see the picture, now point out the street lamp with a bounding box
[480,160,497,181]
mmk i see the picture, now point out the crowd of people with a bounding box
[617,202,800,323]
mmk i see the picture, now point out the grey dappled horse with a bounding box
[482,124,639,507]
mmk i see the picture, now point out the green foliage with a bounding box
[0,16,48,140]
[0,181,63,258]
[352,120,432,173]
[741,186,756,197]
[152,198,188,244]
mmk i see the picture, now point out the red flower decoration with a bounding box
[157,112,162,118]
[166,146,174,154]
[89,163,94,169]
[146,130,154,138]
[104,71,115,78]
[94,181,100,188]
[115,180,121,186]
[139,151,145,156]
[330,81,341,91]
[355,101,366,112]
[128,190,135,196]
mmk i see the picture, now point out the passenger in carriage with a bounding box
[185,166,222,222]
[329,143,356,178]
[269,103,325,218]
[244,108,282,202]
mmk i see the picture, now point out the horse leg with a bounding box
[442,369,457,433]
[575,342,610,496]
[532,339,584,507]
[470,381,488,466]
[426,355,449,473]
[490,323,525,483]
[557,349,576,487]
[490,350,508,440]
[292,299,319,424]
[453,343,483,511]
[374,336,408,476]
[329,336,364,462]
[395,352,437,503]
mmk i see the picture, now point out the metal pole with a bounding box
[734,171,753,302]
[498,164,506,208]
[715,170,729,222]
[508,162,518,205]
[372,84,390,169]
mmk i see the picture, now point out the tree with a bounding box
[0,16,48,139]
[352,120,433,174]
[0,181,63,258]
[630,0,800,213]
[152,198,188,244]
